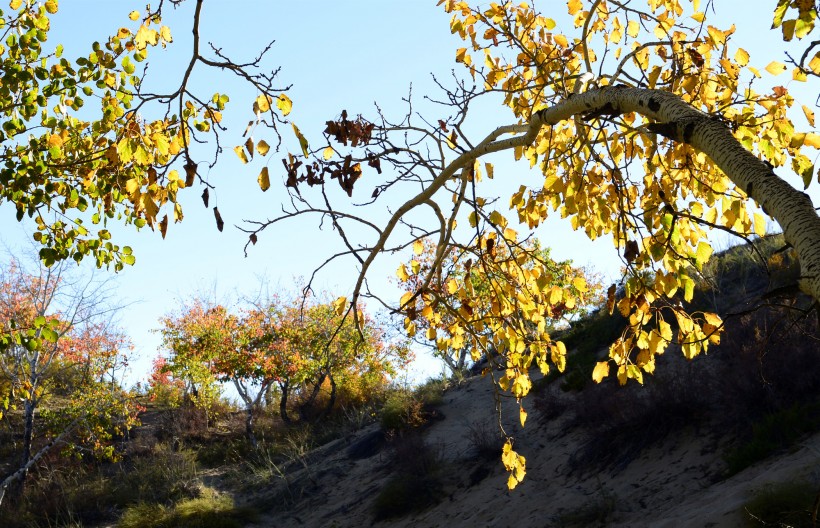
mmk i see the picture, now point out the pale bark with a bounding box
[529,86,820,301]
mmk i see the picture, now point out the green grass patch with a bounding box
[725,402,820,476]
[117,489,257,528]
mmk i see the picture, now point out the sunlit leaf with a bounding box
[257,167,270,192]
[276,94,293,116]
[765,61,787,75]
[233,145,249,164]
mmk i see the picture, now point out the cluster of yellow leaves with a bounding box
[435,0,818,489]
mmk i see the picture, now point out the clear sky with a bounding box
[1,1,818,386]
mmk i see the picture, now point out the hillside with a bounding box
[2,237,819,527]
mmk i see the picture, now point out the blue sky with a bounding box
[1,1,818,385]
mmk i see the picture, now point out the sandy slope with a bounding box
[244,372,820,527]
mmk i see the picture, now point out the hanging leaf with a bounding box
[234,145,249,164]
[276,94,293,116]
[256,140,271,156]
[258,167,270,192]
[213,207,224,232]
[292,123,309,157]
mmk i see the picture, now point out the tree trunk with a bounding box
[245,406,257,449]
[15,398,36,496]
[319,372,337,419]
[0,415,82,507]
[299,371,327,422]
[279,380,292,424]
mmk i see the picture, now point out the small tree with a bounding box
[156,300,228,426]
[0,256,137,504]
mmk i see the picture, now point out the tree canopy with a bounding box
[2,0,820,490]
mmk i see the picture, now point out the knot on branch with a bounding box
[646,117,700,144]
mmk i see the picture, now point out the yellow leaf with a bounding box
[255,94,271,113]
[256,139,271,156]
[292,123,309,157]
[706,26,726,47]
[426,327,437,340]
[233,145,249,164]
[245,138,255,161]
[413,239,424,255]
[753,212,767,237]
[507,474,519,490]
[519,406,528,427]
[804,133,820,148]
[333,296,347,316]
[410,259,421,274]
[809,52,820,75]
[485,162,494,179]
[257,167,270,192]
[125,178,140,195]
[134,25,158,50]
[734,48,749,67]
[572,276,588,293]
[322,146,334,160]
[9,0,21,8]
[128,10,140,20]
[160,26,172,43]
[765,61,787,75]
[400,291,413,307]
[276,94,293,116]
[446,278,459,295]
[690,12,705,22]
[803,105,816,127]
[396,263,409,281]
[617,365,628,385]
[592,361,610,383]
[626,20,639,38]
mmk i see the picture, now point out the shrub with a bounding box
[380,390,426,432]
[117,488,257,528]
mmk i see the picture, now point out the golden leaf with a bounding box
[322,146,334,160]
[128,10,140,20]
[276,94,293,116]
[413,239,424,255]
[734,48,749,66]
[257,167,270,192]
[255,94,271,113]
[802,105,816,127]
[256,140,271,156]
[396,264,409,282]
[292,123,309,157]
[804,133,820,148]
[233,145,249,164]
[753,212,767,237]
[592,361,610,383]
[332,296,347,316]
[765,61,787,75]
